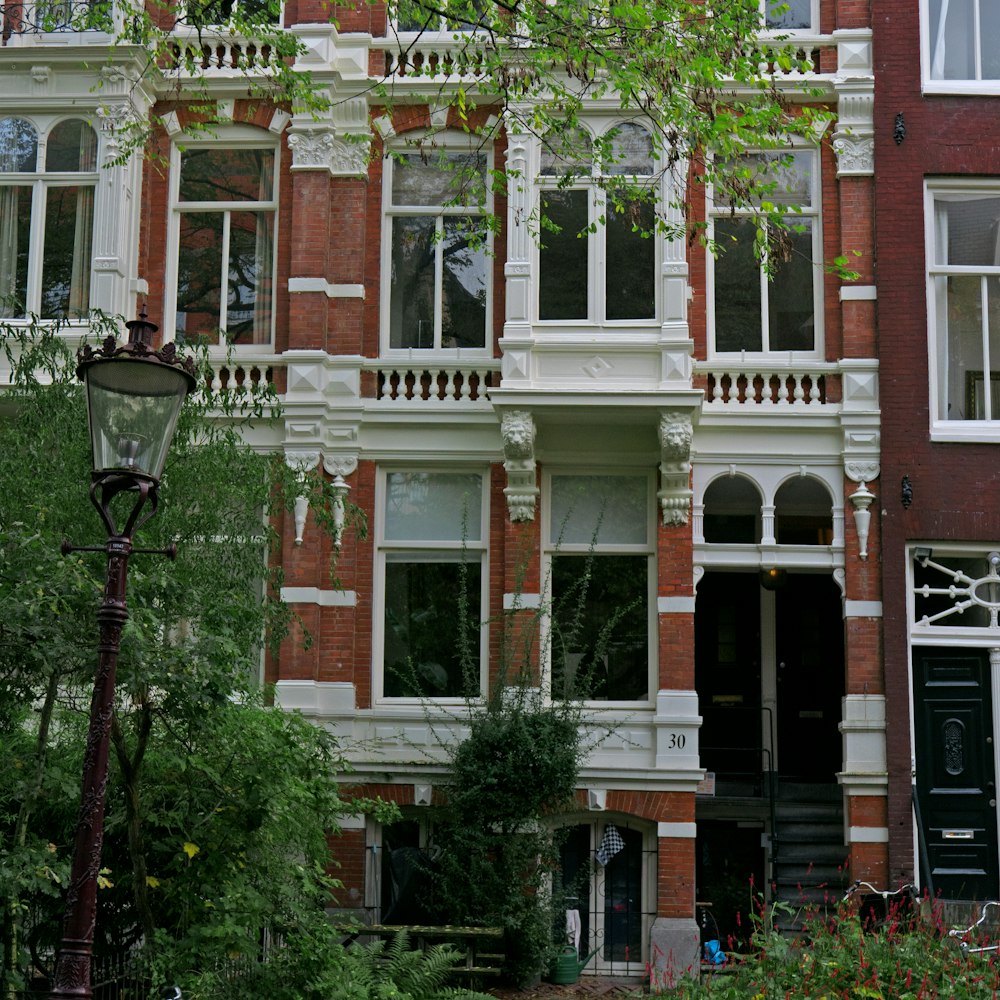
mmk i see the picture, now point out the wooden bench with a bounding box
[337,923,506,979]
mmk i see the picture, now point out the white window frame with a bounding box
[164,128,279,350]
[706,147,824,360]
[921,0,1000,94]
[380,135,494,357]
[925,179,1000,442]
[176,0,284,28]
[533,120,662,332]
[541,468,656,707]
[0,114,98,322]
[373,467,489,703]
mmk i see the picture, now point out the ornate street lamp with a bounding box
[49,313,196,1000]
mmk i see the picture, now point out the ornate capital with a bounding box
[832,131,874,176]
[657,410,693,526]
[501,410,538,522]
[288,127,370,177]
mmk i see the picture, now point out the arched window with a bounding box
[703,475,763,544]
[0,116,97,319]
[774,477,833,545]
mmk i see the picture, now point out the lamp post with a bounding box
[48,313,196,1000]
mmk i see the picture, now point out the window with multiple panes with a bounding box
[0,116,97,320]
[390,0,484,33]
[708,149,821,356]
[182,0,280,26]
[926,183,1000,428]
[537,123,657,325]
[383,141,490,352]
[168,139,277,346]
[924,0,1000,85]
[545,473,654,703]
[378,471,487,699]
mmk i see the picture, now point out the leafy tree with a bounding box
[0,316,356,996]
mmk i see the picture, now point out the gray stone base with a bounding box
[649,917,700,989]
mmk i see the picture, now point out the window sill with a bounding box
[922,81,1000,96]
[930,421,1000,444]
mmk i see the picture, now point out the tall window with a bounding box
[926,184,1000,426]
[709,150,820,356]
[391,0,484,32]
[182,0,281,25]
[383,142,490,352]
[170,142,277,346]
[0,116,96,320]
[545,473,653,702]
[926,0,1000,83]
[537,123,657,325]
[379,471,486,699]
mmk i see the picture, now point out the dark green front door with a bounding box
[913,647,999,900]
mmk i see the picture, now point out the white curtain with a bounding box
[931,0,950,79]
[252,151,272,344]
[67,124,96,316]
[0,186,21,317]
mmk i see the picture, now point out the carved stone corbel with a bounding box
[501,410,538,522]
[657,411,693,526]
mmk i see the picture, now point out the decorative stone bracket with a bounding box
[657,411,693,526]
[500,410,538,522]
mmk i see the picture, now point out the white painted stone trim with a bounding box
[274,679,357,715]
[845,600,882,617]
[658,596,696,614]
[339,814,367,830]
[657,822,697,839]
[503,592,541,610]
[840,285,877,301]
[849,826,889,843]
[287,278,365,298]
[280,586,357,607]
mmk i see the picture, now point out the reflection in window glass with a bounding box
[385,144,490,350]
[606,200,655,320]
[175,146,276,344]
[0,118,38,172]
[765,0,811,29]
[551,554,648,701]
[714,219,762,353]
[383,558,482,697]
[0,118,95,319]
[539,190,589,320]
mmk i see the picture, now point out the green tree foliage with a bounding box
[0,317,353,996]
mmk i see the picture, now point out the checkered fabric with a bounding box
[595,823,625,866]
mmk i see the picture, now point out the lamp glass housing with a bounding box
[84,357,190,481]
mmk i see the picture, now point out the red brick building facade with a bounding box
[0,0,889,977]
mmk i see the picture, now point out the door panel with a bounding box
[775,575,844,780]
[914,648,999,900]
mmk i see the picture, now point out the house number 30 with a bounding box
[667,733,686,749]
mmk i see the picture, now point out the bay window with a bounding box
[708,149,821,356]
[537,123,657,325]
[383,141,490,353]
[0,116,97,320]
[169,140,277,346]
[378,471,487,699]
[926,183,1000,429]
[545,473,654,703]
